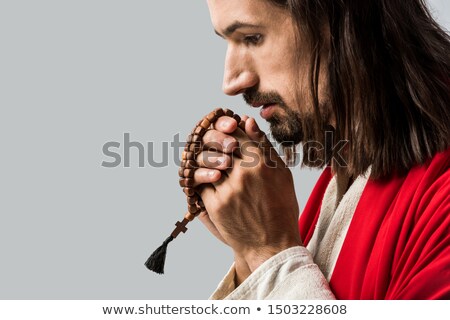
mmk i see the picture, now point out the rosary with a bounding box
[144,108,245,274]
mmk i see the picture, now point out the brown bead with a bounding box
[194,126,206,136]
[192,135,202,143]
[200,118,211,129]
[198,199,205,208]
[185,178,194,187]
[188,204,199,214]
[214,108,225,117]
[233,114,241,123]
[189,143,201,154]
[186,134,193,143]
[183,188,195,196]
[183,168,195,178]
[239,120,246,131]
[182,151,195,160]
[184,144,190,151]
[224,108,234,117]
[179,178,194,188]
[207,111,218,123]
[178,167,185,177]
[184,160,197,169]
[187,195,198,205]
[184,212,196,221]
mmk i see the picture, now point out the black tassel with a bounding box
[144,236,174,274]
[145,218,189,274]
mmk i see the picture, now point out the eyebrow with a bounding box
[214,21,262,38]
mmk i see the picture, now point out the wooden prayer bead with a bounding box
[183,187,195,197]
[206,111,217,122]
[200,119,211,129]
[233,114,241,123]
[194,126,206,136]
[178,167,185,177]
[185,160,197,169]
[188,204,199,214]
[192,135,202,143]
[185,178,194,187]
[187,195,198,205]
[188,143,201,153]
[239,120,246,130]
[183,169,195,178]
[224,109,234,117]
[214,108,225,117]
[184,212,196,221]
[198,199,205,208]
[186,134,193,143]
[182,151,195,160]
[179,178,194,188]
[181,160,197,169]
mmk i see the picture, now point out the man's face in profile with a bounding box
[207,0,332,146]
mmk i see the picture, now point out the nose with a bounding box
[222,45,258,96]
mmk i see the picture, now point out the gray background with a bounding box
[0,0,449,300]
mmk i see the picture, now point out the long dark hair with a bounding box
[269,0,450,179]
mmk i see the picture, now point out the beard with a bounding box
[243,88,333,167]
[266,109,303,146]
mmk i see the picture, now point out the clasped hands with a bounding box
[191,115,302,283]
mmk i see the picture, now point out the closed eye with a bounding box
[243,34,263,46]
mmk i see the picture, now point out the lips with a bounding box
[260,103,276,119]
[248,101,278,119]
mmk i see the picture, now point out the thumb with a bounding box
[245,117,279,167]
[245,117,273,147]
[245,117,265,141]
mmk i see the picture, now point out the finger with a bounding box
[213,116,238,134]
[196,181,216,199]
[245,117,282,167]
[245,117,267,142]
[227,118,269,161]
[197,150,233,170]
[245,117,274,152]
[192,168,222,187]
[203,129,239,153]
[241,114,249,122]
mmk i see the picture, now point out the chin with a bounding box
[268,114,303,146]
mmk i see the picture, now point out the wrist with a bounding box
[237,240,303,273]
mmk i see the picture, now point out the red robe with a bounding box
[299,149,450,299]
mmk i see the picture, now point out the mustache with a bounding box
[243,87,286,108]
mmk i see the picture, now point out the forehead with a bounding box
[207,0,287,32]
